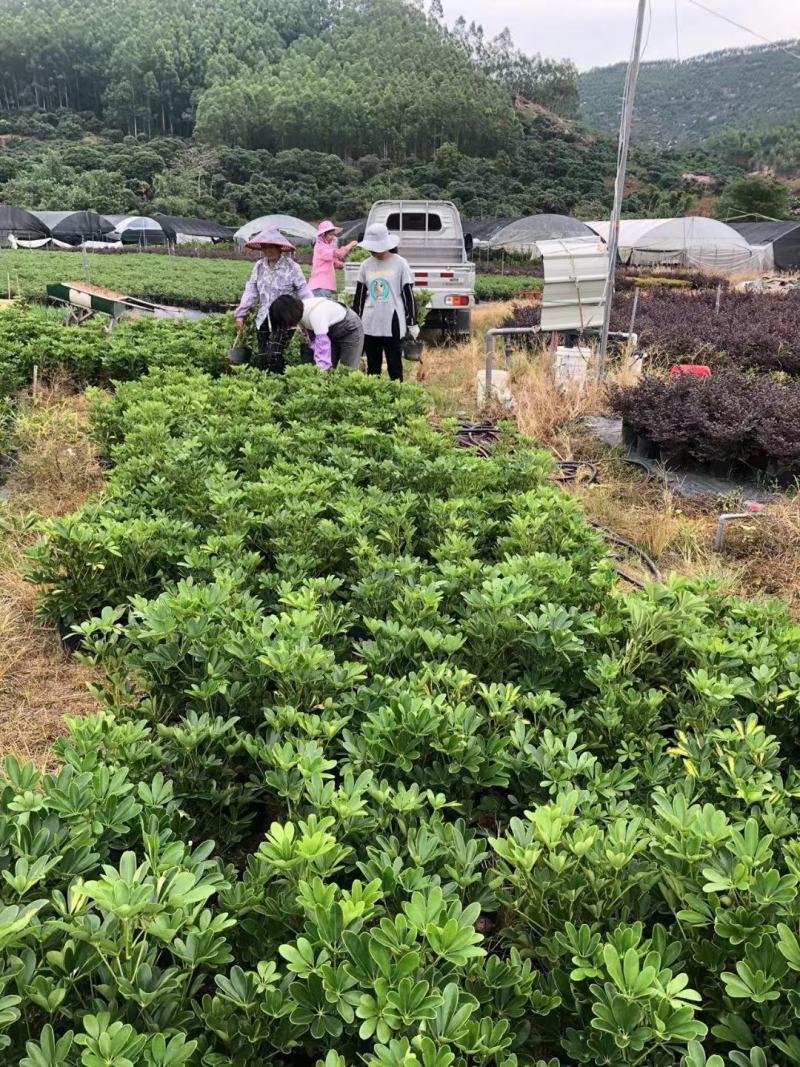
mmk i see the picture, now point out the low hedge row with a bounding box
[608,370,800,476]
[508,290,800,375]
[4,361,800,1064]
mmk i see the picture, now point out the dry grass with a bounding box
[570,462,731,576]
[717,491,800,612]
[561,447,800,610]
[508,338,643,457]
[508,349,602,457]
[0,383,104,771]
[5,381,102,515]
[410,302,516,417]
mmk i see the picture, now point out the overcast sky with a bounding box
[441,0,800,70]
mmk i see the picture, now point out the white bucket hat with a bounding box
[360,222,399,253]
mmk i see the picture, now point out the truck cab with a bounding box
[345,200,475,338]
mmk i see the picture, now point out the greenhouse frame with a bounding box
[586,217,754,272]
[488,214,596,255]
[0,204,51,246]
[728,220,800,272]
[30,210,114,245]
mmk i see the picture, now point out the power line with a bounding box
[685,0,800,62]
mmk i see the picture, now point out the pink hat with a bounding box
[317,220,342,236]
[245,225,295,250]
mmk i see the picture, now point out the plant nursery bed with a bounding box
[581,417,773,501]
[622,421,778,499]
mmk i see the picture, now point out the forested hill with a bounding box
[580,41,800,147]
[0,0,731,221]
[0,0,579,151]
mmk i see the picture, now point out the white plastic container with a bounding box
[553,345,592,386]
[476,369,515,411]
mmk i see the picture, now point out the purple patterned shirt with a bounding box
[235,255,313,328]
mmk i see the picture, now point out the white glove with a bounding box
[408,325,420,340]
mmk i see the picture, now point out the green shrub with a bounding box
[8,352,800,1065]
[476,275,544,301]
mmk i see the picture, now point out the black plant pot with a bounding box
[635,432,659,460]
[707,457,734,479]
[57,617,83,653]
[658,444,688,468]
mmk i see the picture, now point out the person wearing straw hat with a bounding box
[309,220,357,298]
[234,225,312,372]
[352,223,417,382]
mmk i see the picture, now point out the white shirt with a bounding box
[301,297,347,335]
[355,254,413,337]
[301,297,347,336]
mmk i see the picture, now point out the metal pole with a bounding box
[597,0,648,381]
[628,286,640,335]
[715,282,722,315]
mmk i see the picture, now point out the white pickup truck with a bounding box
[345,200,475,338]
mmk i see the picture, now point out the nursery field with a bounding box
[509,283,800,480]
[3,297,800,1066]
[1,250,254,308]
[0,250,542,307]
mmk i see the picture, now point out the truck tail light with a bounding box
[446,295,470,306]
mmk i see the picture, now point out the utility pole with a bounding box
[597,0,648,381]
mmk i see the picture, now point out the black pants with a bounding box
[256,324,296,373]
[364,335,403,382]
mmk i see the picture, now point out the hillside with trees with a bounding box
[0,0,577,146]
[0,0,741,222]
[580,41,800,148]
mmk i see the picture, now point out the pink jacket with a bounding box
[309,238,351,292]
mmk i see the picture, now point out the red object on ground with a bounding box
[670,364,712,379]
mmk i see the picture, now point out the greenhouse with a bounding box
[153,214,235,245]
[463,217,514,248]
[488,214,596,255]
[0,203,51,246]
[586,217,753,272]
[337,219,367,242]
[234,214,318,248]
[106,215,168,246]
[728,220,800,272]
[30,210,114,245]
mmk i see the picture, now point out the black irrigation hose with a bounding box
[553,460,598,485]
[624,455,654,474]
[455,422,502,458]
[590,522,663,583]
[612,568,647,590]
